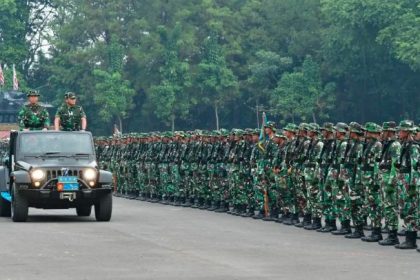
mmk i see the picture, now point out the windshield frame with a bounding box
[16,131,95,160]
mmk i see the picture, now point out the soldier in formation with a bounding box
[95,120,420,250]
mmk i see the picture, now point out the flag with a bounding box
[12,64,18,90]
[257,112,268,153]
[0,64,4,86]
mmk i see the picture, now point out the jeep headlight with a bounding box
[83,168,97,181]
[31,169,46,181]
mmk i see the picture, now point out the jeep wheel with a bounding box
[0,195,11,217]
[11,184,28,222]
[76,205,92,217]
[95,192,112,222]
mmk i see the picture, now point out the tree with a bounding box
[148,24,193,131]
[93,70,134,133]
[377,1,420,70]
[196,33,238,130]
[247,50,292,125]
[271,56,335,124]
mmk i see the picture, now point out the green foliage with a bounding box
[1,0,417,133]
[149,23,193,129]
[271,56,335,123]
[92,69,134,123]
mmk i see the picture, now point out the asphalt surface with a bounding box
[0,197,419,280]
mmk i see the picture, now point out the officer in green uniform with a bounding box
[360,122,383,242]
[395,120,419,249]
[54,92,87,131]
[343,122,366,239]
[282,123,300,224]
[377,121,401,245]
[18,90,50,131]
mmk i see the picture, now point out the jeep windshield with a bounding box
[18,132,94,157]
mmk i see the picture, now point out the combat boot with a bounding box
[304,217,322,230]
[173,197,182,207]
[331,220,351,235]
[345,224,365,239]
[295,214,311,228]
[232,205,242,216]
[161,196,169,205]
[361,227,383,242]
[395,231,417,249]
[252,210,264,219]
[242,207,254,217]
[397,229,406,236]
[284,213,299,225]
[199,199,210,210]
[317,219,335,233]
[181,198,192,207]
[276,212,289,224]
[208,201,219,211]
[190,198,200,208]
[381,226,389,234]
[215,202,228,213]
[379,230,399,246]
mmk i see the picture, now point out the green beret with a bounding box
[264,121,276,130]
[307,123,319,133]
[65,92,77,99]
[364,122,382,133]
[27,90,40,97]
[398,120,415,131]
[335,122,349,133]
[284,123,298,132]
[349,122,364,134]
[321,122,334,132]
[382,121,397,131]
[219,128,229,136]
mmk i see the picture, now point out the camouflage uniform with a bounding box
[18,92,50,131]
[342,122,366,239]
[303,124,323,230]
[395,121,419,249]
[360,122,383,242]
[55,103,86,131]
[378,122,401,245]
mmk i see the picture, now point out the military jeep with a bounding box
[0,131,113,222]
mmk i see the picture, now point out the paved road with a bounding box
[0,197,419,280]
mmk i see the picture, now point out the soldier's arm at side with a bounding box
[54,117,61,131]
[80,106,87,130]
[81,117,87,131]
[54,106,63,131]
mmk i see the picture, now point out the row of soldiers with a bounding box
[95,120,420,250]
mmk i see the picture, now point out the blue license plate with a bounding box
[58,176,79,191]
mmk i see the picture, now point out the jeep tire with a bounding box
[95,192,112,222]
[11,184,28,222]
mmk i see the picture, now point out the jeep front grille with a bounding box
[46,169,83,181]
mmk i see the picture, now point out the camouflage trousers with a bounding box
[293,167,307,215]
[345,166,365,226]
[322,166,337,221]
[397,172,418,231]
[380,171,398,230]
[252,174,265,211]
[362,171,382,228]
[283,172,297,215]
[335,168,352,222]
[304,165,322,218]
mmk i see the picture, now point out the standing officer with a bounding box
[395,120,419,249]
[18,90,50,131]
[378,121,401,246]
[54,92,87,131]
